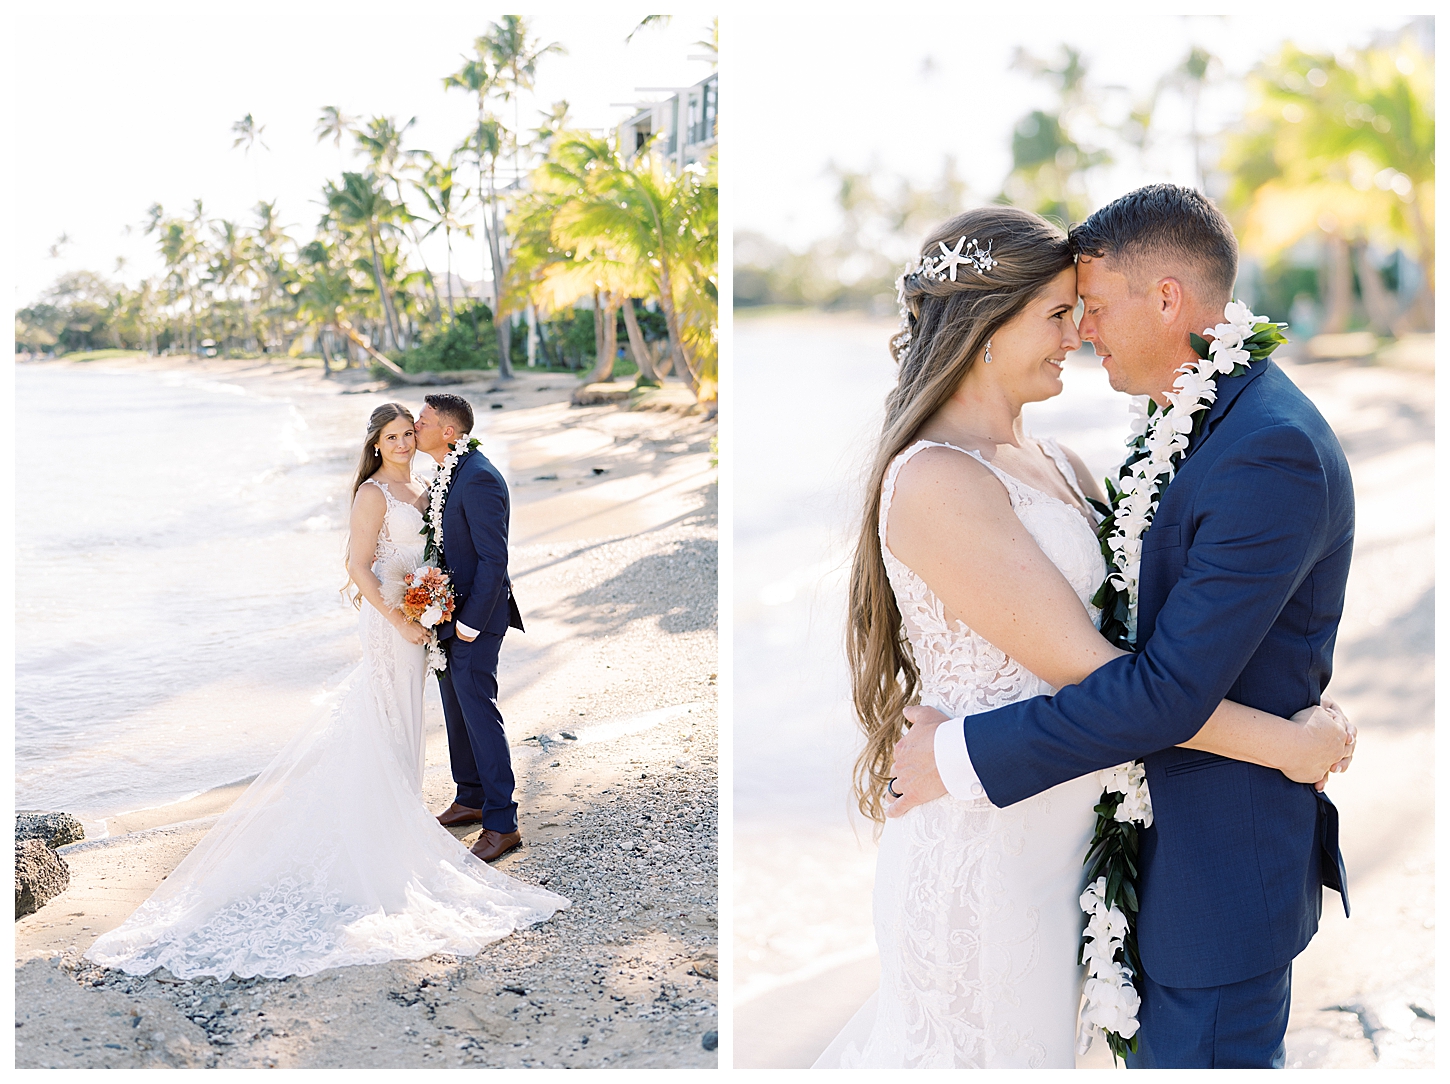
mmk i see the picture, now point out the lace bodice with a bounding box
[363,477,426,565]
[879,438,1105,726]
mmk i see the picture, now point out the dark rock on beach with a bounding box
[16,812,86,849]
[16,839,71,918]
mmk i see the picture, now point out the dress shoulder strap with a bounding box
[362,476,399,505]
[1037,437,1091,506]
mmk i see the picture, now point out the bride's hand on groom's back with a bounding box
[1286,696,1356,791]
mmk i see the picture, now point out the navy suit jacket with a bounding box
[438,449,521,639]
[961,359,1354,989]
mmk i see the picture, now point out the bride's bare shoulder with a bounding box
[883,444,1014,555]
[350,479,387,515]
[887,443,1010,511]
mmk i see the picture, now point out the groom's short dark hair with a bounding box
[425,393,474,435]
[1070,184,1238,303]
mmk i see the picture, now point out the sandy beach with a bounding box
[15,357,719,1069]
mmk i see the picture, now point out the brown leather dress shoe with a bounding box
[470,829,522,862]
[436,802,483,828]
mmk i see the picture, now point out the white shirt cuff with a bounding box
[934,716,987,801]
[455,620,480,639]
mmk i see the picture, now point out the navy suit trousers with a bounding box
[1126,963,1292,1069]
[435,632,518,833]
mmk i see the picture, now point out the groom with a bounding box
[414,392,527,862]
[889,185,1354,1068]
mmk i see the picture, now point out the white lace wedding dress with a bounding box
[816,439,1104,1069]
[85,477,567,980]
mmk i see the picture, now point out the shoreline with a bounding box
[16,352,719,1069]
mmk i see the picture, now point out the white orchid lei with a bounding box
[420,433,482,567]
[1077,301,1288,1062]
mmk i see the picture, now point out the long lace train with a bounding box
[85,477,567,980]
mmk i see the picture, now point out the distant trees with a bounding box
[18,16,719,393]
[1221,29,1434,333]
[505,129,718,398]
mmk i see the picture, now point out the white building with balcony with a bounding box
[616,71,717,172]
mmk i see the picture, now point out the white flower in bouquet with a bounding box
[420,605,443,628]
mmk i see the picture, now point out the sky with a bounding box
[13,4,716,303]
[731,8,1428,250]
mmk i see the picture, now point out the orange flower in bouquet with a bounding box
[399,566,456,628]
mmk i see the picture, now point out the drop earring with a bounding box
[984,339,994,364]
[375,447,380,457]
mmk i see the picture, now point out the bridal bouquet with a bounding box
[378,555,455,671]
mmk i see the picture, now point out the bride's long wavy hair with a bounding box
[344,402,415,608]
[848,206,1075,822]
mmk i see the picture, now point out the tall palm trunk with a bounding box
[444,228,457,320]
[1351,241,1396,336]
[655,258,701,393]
[635,185,699,391]
[481,162,515,379]
[319,325,336,377]
[584,293,620,383]
[1405,198,1434,333]
[1319,232,1354,334]
[621,298,658,382]
[366,226,404,351]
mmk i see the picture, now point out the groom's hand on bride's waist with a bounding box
[885,706,952,818]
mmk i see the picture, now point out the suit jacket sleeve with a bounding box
[964,423,1332,807]
[455,467,510,633]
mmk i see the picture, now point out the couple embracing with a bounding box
[818,186,1356,1069]
[87,394,566,980]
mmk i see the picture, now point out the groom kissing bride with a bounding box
[414,393,529,862]
[824,185,1356,1070]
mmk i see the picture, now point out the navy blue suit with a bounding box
[434,449,524,832]
[960,360,1353,1067]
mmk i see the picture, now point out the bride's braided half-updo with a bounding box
[848,206,1074,822]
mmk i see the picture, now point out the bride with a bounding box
[815,207,1349,1068]
[85,403,567,980]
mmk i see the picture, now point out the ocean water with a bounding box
[13,363,498,823]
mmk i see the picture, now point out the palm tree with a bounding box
[445,42,516,378]
[356,114,442,321]
[295,239,355,375]
[1222,33,1435,333]
[315,106,355,150]
[446,19,563,380]
[324,171,407,351]
[415,152,473,321]
[482,16,564,183]
[231,113,269,155]
[252,200,294,353]
[510,132,716,394]
[556,136,716,394]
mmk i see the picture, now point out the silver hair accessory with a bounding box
[892,237,999,363]
[984,339,993,364]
